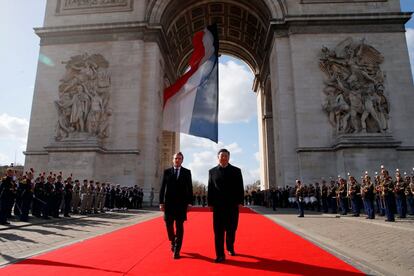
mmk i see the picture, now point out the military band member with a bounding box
[321,180,329,213]
[295,180,305,217]
[328,180,337,214]
[0,168,15,225]
[72,180,81,214]
[374,173,385,216]
[43,174,54,219]
[80,179,88,215]
[52,174,64,218]
[17,170,34,222]
[381,169,395,222]
[32,174,45,218]
[394,171,407,219]
[337,178,348,215]
[406,176,414,216]
[362,174,375,219]
[63,176,73,217]
[348,176,361,217]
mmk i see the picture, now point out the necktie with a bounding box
[174,168,178,179]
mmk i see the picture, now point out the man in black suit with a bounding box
[159,152,193,259]
[208,149,244,263]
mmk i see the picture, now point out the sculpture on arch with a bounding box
[55,53,112,140]
[320,38,389,134]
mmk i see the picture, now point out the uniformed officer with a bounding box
[362,173,375,219]
[0,168,15,225]
[63,176,73,217]
[337,177,348,215]
[381,169,395,222]
[394,170,407,219]
[348,176,361,217]
[295,180,305,217]
[71,179,81,214]
[17,170,34,222]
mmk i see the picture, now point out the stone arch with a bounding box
[146,0,286,78]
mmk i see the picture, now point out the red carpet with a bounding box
[0,208,363,275]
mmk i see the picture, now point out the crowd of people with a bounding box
[0,168,145,225]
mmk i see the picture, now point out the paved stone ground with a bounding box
[0,209,162,267]
[252,206,414,276]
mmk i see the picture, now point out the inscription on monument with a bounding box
[57,0,132,15]
[319,38,389,134]
[55,53,112,141]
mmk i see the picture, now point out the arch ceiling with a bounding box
[147,0,286,76]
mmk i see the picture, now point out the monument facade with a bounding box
[25,0,414,194]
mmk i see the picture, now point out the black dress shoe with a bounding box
[214,256,225,263]
[228,250,236,256]
[173,252,180,259]
[297,215,304,217]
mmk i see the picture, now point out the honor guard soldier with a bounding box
[348,175,361,217]
[0,168,16,225]
[337,177,348,215]
[43,174,55,219]
[394,170,407,219]
[63,176,73,217]
[72,180,81,214]
[32,174,45,218]
[328,179,337,214]
[295,180,305,217]
[374,173,385,216]
[52,173,64,218]
[406,176,414,215]
[17,169,34,222]
[362,173,375,219]
[321,180,329,213]
[79,179,88,215]
[380,169,395,222]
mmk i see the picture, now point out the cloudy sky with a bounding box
[0,1,413,186]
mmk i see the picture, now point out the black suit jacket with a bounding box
[159,167,193,221]
[208,164,244,208]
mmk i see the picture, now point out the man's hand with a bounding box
[159,204,165,211]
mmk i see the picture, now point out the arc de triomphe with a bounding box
[25,0,414,194]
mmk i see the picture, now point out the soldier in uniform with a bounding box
[79,179,88,215]
[17,169,34,222]
[394,170,407,219]
[94,181,102,213]
[63,176,73,217]
[52,173,64,218]
[328,179,337,214]
[362,173,375,219]
[348,175,361,217]
[321,180,329,213]
[381,169,395,222]
[0,168,15,225]
[71,179,81,214]
[43,174,55,219]
[99,182,107,212]
[32,174,45,218]
[406,176,414,216]
[374,173,385,216]
[86,180,95,214]
[295,180,305,217]
[337,177,348,215]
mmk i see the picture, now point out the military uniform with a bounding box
[0,174,15,225]
[394,175,407,218]
[337,179,348,215]
[381,172,395,222]
[348,177,361,217]
[17,177,33,222]
[295,181,305,217]
[406,179,414,215]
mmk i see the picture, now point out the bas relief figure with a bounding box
[55,53,112,141]
[320,38,390,134]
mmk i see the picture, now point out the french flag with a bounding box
[163,24,219,143]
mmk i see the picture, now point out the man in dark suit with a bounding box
[159,152,193,259]
[208,149,244,263]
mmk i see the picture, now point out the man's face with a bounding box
[173,154,183,167]
[218,152,229,167]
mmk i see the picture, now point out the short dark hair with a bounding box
[217,148,230,156]
[174,152,184,158]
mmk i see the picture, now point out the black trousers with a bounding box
[165,216,184,252]
[213,206,239,257]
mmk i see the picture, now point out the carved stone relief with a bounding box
[319,38,389,134]
[55,53,111,141]
[57,0,133,15]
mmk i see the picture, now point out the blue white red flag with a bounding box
[163,24,219,143]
